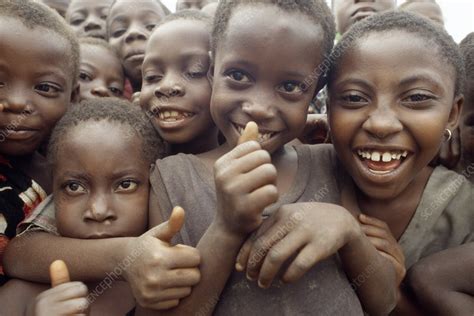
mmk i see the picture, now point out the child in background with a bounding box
[176,0,217,11]
[37,0,70,17]
[333,0,395,36]
[320,11,472,314]
[107,0,166,93]
[0,0,79,285]
[5,1,397,314]
[65,0,113,39]
[398,0,444,26]
[0,99,199,315]
[457,32,474,181]
[77,38,125,102]
[140,10,219,154]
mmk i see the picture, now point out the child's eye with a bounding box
[187,71,205,79]
[109,87,123,96]
[70,17,85,25]
[64,182,87,195]
[111,29,126,38]
[405,94,432,102]
[278,81,304,94]
[79,71,92,82]
[146,24,157,31]
[35,83,62,97]
[116,180,138,192]
[342,94,368,103]
[226,70,250,83]
[144,74,162,84]
[100,14,108,20]
[401,92,436,109]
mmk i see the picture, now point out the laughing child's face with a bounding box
[211,5,325,154]
[328,31,461,199]
[140,19,214,146]
[54,120,149,239]
[107,0,165,90]
[66,0,113,39]
[78,43,124,101]
[0,18,74,156]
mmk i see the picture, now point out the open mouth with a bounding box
[233,123,277,143]
[157,110,195,122]
[355,148,410,175]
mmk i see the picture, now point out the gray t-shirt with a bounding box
[150,145,364,316]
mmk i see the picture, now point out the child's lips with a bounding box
[354,147,411,177]
[0,127,39,141]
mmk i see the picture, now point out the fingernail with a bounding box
[246,273,256,282]
[258,280,265,288]
[235,263,243,272]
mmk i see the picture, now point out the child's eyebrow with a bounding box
[399,74,444,91]
[333,78,374,92]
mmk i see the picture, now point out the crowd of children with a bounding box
[0,0,472,315]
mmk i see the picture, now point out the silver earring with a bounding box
[444,129,452,142]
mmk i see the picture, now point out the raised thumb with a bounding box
[50,259,70,287]
[148,206,185,243]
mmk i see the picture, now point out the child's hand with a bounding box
[214,122,278,237]
[29,260,89,316]
[358,214,406,284]
[235,202,360,288]
[122,207,201,310]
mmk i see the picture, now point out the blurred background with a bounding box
[160,0,473,43]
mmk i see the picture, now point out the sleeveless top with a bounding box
[150,144,364,316]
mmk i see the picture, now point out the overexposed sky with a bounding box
[161,0,473,43]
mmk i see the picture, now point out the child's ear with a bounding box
[447,94,464,130]
[71,84,80,104]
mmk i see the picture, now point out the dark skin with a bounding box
[0,17,78,192]
[107,0,166,91]
[66,0,113,39]
[78,43,124,102]
[328,31,462,313]
[333,0,395,34]
[4,5,396,315]
[407,243,474,316]
[1,121,199,315]
[140,20,219,155]
[457,78,474,180]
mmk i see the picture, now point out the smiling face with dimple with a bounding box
[107,0,165,90]
[328,31,461,200]
[210,4,325,155]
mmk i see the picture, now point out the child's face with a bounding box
[402,2,444,26]
[78,44,124,101]
[140,20,212,144]
[107,0,165,87]
[334,0,395,34]
[0,18,74,157]
[66,0,113,39]
[328,31,461,199]
[211,5,324,154]
[54,121,149,239]
[38,0,70,17]
[176,0,215,11]
[460,79,474,160]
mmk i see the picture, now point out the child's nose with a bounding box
[84,16,102,32]
[85,196,117,223]
[125,23,148,43]
[2,89,34,114]
[242,93,276,121]
[362,106,403,139]
[154,75,185,98]
[91,86,112,98]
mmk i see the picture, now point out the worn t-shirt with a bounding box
[150,145,364,316]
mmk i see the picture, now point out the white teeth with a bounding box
[357,149,409,161]
[382,152,392,162]
[371,152,381,162]
[158,110,193,121]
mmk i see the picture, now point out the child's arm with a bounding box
[137,140,278,315]
[406,243,474,316]
[236,202,398,316]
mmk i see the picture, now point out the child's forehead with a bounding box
[109,0,163,18]
[151,19,209,44]
[68,0,113,11]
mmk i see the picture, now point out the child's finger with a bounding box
[159,267,201,288]
[50,260,71,288]
[165,245,201,269]
[367,236,404,264]
[153,287,192,302]
[228,149,273,176]
[359,213,390,230]
[148,206,185,244]
[360,223,391,239]
[215,140,261,168]
[55,297,89,314]
[282,243,325,284]
[238,121,259,145]
[153,299,180,310]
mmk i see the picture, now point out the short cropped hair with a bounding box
[0,0,80,87]
[155,9,212,30]
[48,98,166,167]
[79,37,121,60]
[460,32,474,82]
[212,0,336,61]
[328,11,464,97]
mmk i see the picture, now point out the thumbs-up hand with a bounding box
[214,122,278,237]
[30,260,89,316]
[123,207,201,310]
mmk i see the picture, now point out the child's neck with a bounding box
[169,127,219,155]
[356,166,433,240]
